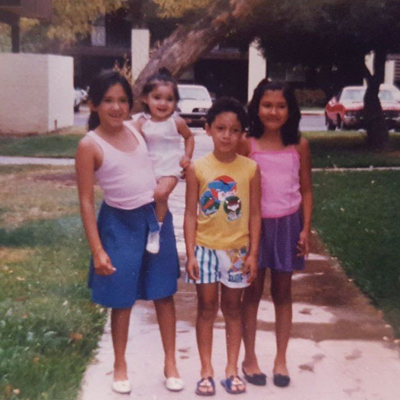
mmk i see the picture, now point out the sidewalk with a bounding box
[78,178,400,400]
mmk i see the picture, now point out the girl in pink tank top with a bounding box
[239,80,313,388]
[76,70,183,394]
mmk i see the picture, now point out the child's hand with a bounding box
[244,254,258,283]
[94,249,116,276]
[297,230,310,259]
[179,155,191,169]
[186,256,200,281]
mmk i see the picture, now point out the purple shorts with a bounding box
[258,209,305,272]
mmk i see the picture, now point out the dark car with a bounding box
[325,85,400,131]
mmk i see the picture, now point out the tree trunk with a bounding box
[363,48,389,149]
[131,0,262,109]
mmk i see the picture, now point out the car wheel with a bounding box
[340,120,349,130]
[325,114,336,131]
[337,116,348,130]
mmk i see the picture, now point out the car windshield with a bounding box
[341,89,365,102]
[378,90,395,102]
[178,87,210,101]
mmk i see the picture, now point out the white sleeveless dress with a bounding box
[141,114,182,180]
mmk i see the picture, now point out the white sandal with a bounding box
[165,377,184,392]
[112,379,132,394]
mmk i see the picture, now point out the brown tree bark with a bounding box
[131,0,263,109]
[363,48,389,149]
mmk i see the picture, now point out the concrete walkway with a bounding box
[76,179,400,400]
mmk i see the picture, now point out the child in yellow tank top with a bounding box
[184,98,261,395]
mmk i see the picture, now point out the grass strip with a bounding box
[305,131,400,168]
[1,165,105,400]
[313,170,400,336]
[0,132,84,158]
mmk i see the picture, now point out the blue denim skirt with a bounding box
[88,201,180,308]
[258,209,305,272]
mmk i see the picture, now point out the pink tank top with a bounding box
[249,138,301,218]
[87,122,156,210]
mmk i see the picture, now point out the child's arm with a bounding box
[297,137,313,258]
[184,162,200,280]
[237,135,251,157]
[130,115,146,137]
[176,116,194,169]
[75,138,115,276]
[244,165,261,283]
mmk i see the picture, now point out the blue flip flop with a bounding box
[220,376,246,394]
[196,377,216,396]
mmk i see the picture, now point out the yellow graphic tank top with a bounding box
[194,153,257,250]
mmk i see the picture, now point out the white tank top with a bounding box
[141,114,182,179]
[87,122,156,210]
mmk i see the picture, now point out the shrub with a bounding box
[295,89,327,108]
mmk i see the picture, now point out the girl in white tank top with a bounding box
[75,70,183,394]
[135,69,194,254]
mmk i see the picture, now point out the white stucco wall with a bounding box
[248,40,267,102]
[0,53,73,135]
[48,55,74,131]
[131,29,150,81]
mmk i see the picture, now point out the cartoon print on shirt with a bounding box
[199,175,242,221]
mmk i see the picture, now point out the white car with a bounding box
[380,84,400,102]
[177,84,212,127]
[74,87,88,112]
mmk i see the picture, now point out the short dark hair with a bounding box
[87,70,133,130]
[141,68,180,113]
[247,80,301,145]
[206,97,247,131]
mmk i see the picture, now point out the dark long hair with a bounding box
[141,68,179,113]
[87,70,133,130]
[247,80,301,145]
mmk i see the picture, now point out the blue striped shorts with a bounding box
[186,245,250,288]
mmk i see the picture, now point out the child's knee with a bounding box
[271,289,292,307]
[221,299,241,320]
[198,300,218,321]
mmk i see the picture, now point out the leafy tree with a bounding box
[0,0,125,52]
[137,0,400,148]
[248,0,400,147]
[131,0,262,101]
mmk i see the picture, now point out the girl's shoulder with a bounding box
[294,137,311,159]
[294,137,309,152]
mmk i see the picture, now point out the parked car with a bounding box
[177,84,213,127]
[325,85,400,131]
[74,87,88,112]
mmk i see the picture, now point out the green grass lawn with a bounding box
[304,130,400,168]
[313,170,400,336]
[0,165,105,400]
[0,129,84,158]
